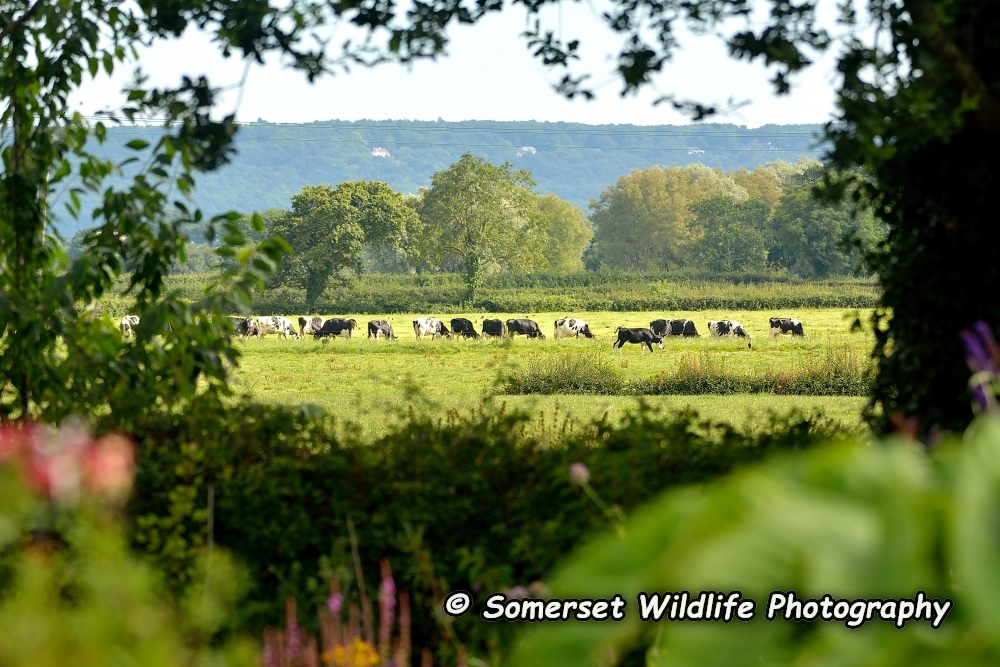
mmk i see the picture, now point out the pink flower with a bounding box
[505,585,528,600]
[84,434,134,499]
[327,592,344,614]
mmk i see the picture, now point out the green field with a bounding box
[233,308,873,439]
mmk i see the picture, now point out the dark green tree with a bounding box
[768,183,882,278]
[271,181,415,309]
[690,197,770,272]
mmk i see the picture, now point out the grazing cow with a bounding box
[708,320,753,349]
[554,318,594,339]
[482,319,506,338]
[232,317,251,338]
[450,318,480,339]
[769,317,805,338]
[298,316,326,337]
[248,316,300,340]
[612,327,664,354]
[368,320,396,340]
[315,318,358,340]
[412,317,452,340]
[708,320,751,338]
[119,315,140,338]
[506,319,545,339]
[650,319,699,338]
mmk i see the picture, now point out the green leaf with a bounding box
[125,139,149,150]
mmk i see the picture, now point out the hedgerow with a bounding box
[98,271,879,318]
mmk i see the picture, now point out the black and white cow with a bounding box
[413,317,452,340]
[506,319,545,339]
[119,315,140,338]
[232,317,251,338]
[708,320,751,339]
[482,319,506,338]
[554,318,594,339]
[450,318,480,339]
[368,320,396,340]
[315,318,358,340]
[769,317,805,338]
[611,327,664,354]
[298,316,326,337]
[248,316,300,340]
[650,319,699,337]
[708,320,752,348]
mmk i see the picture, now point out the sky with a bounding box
[72,4,842,128]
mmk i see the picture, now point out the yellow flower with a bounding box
[322,638,379,667]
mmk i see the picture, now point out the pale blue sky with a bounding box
[73,4,840,127]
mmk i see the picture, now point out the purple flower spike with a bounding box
[972,383,991,413]
[974,321,1000,369]
[962,329,991,373]
[327,592,343,614]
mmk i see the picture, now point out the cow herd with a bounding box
[118,314,807,351]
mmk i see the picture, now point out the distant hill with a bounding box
[56,120,825,233]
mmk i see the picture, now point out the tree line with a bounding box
[80,153,881,307]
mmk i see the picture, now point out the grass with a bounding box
[231,308,875,439]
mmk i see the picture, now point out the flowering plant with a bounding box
[0,420,253,667]
[961,321,1000,415]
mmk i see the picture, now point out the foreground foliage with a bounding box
[510,415,1000,666]
[116,397,846,662]
[0,423,253,667]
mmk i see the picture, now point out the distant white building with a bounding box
[371,147,391,158]
[516,146,537,157]
[687,147,705,155]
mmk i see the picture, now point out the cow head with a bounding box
[581,325,594,338]
[653,334,665,350]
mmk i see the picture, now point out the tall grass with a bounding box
[496,346,872,396]
[498,353,628,395]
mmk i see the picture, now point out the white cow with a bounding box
[413,317,452,340]
[119,315,140,338]
[248,316,300,340]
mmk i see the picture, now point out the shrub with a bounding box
[115,396,851,663]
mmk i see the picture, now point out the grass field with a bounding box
[232,308,874,439]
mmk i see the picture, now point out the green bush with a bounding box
[114,396,850,663]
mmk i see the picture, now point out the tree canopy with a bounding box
[271,181,415,308]
[412,153,547,300]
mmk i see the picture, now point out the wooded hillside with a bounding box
[54,120,823,232]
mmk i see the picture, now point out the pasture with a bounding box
[232,308,873,439]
